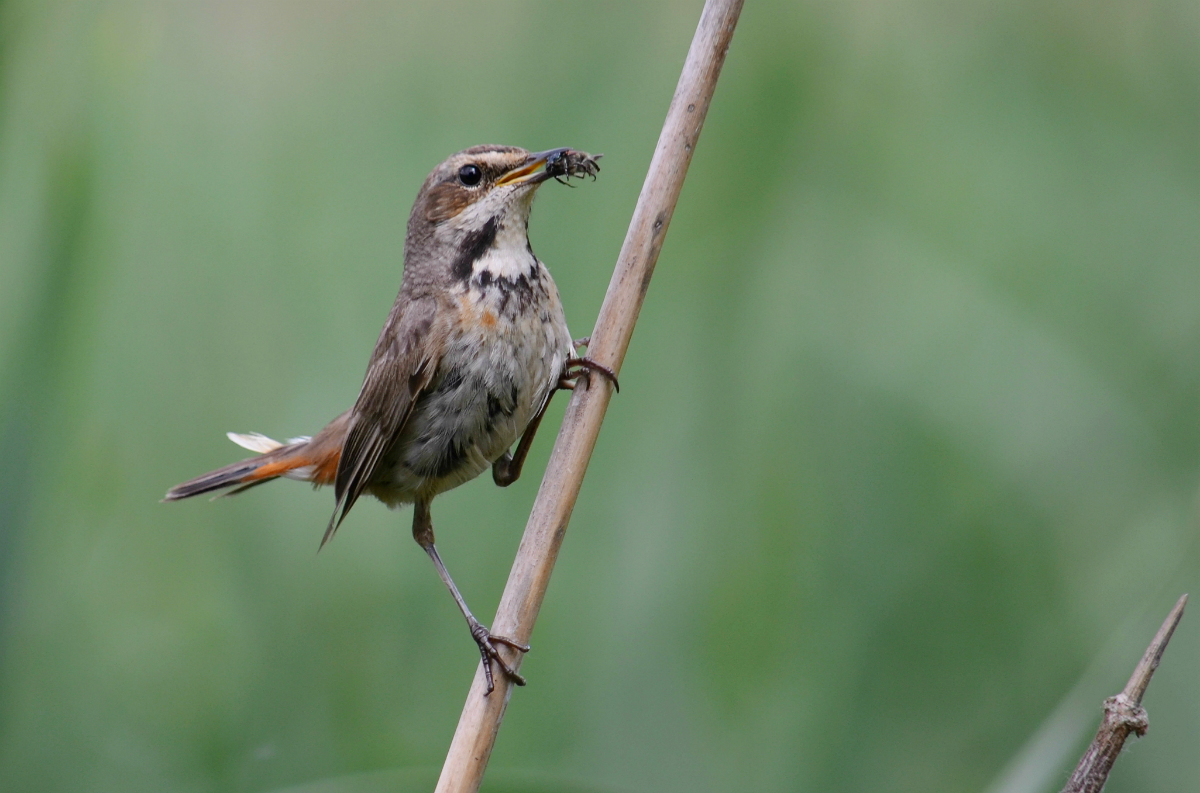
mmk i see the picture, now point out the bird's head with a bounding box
[404,145,599,277]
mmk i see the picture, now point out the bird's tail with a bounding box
[163,432,336,501]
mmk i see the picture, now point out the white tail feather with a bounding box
[226,432,284,453]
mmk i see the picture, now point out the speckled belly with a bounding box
[369,264,573,505]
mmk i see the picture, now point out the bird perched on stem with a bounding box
[165,145,616,693]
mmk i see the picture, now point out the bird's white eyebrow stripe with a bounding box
[450,152,522,182]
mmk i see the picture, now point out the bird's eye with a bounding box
[458,164,482,186]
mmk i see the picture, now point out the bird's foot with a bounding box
[469,619,530,695]
[561,356,620,393]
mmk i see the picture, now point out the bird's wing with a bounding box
[322,295,444,547]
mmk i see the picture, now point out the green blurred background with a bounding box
[2,1,1200,791]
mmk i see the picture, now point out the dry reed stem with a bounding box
[434,2,745,791]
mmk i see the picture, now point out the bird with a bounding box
[164,145,616,693]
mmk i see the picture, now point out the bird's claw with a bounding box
[470,622,529,695]
[563,356,620,393]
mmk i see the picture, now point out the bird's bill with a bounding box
[495,148,571,187]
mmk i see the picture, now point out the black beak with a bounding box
[495,148,571,187]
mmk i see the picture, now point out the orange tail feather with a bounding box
[163,442,338,501]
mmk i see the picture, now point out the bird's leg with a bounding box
[412,500,529,694]
[495,342,618,484]
[493,395,553,487]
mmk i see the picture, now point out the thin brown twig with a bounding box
[433,2,745,791]
[1061,594,1188,793]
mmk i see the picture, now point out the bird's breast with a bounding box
[374,252,573,503]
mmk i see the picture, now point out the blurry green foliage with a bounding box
[2,1,1200,791]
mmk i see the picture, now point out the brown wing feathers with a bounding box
[321,297,442,548]
[166,294,445,549]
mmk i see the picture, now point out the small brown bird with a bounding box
[165,145,615,692]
